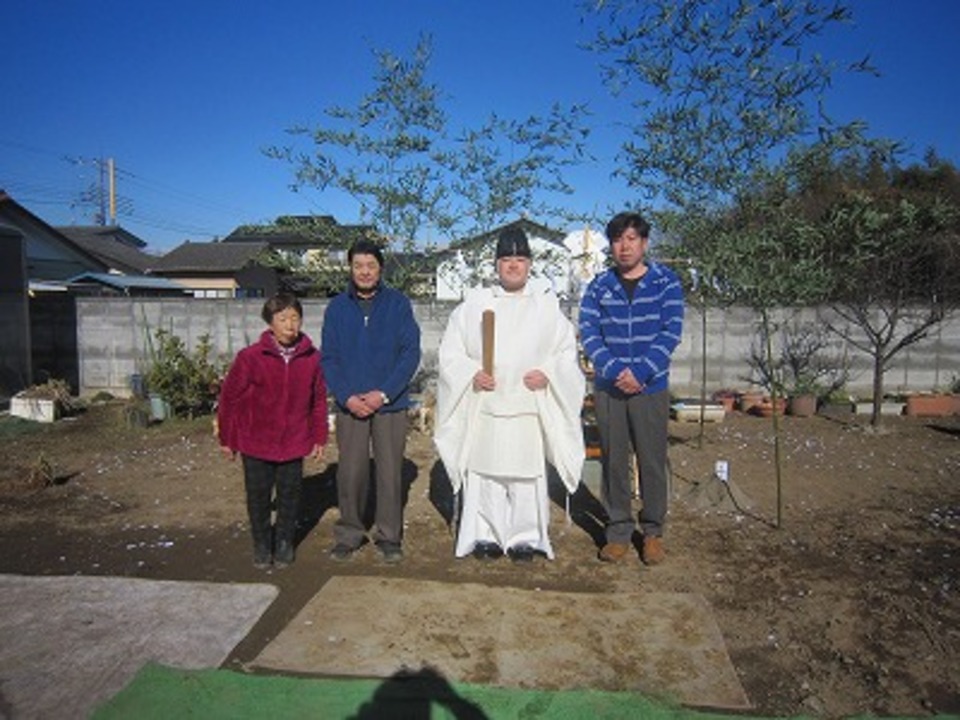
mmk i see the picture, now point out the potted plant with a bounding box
[786,376,819,418]
[711,389,738,414]
[751,396,787,417]
[737,389,765,414]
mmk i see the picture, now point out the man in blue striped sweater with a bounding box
[579,212,684,566]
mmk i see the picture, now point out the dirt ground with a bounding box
[0,400,957,718]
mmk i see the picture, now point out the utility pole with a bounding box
[97,159,107,225]
[107,157,116,226]
[68,155,119,226]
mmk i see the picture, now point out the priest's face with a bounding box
[497,255,531,293]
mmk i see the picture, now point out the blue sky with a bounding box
[2,0,958,252]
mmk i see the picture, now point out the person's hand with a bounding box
[473,370,496,392]
[523,369,548,391]
[220,446,237,461]
[359,390,386,412]
[346,394,374,418]
[309,444,324,461]
[614,368,645,395]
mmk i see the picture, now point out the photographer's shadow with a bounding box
[350,665,488,720]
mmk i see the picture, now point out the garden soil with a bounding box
[0,401,957,718]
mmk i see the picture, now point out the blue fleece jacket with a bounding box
[321,280,421,413]
[578,262,684,395]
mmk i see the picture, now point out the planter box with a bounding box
[10,394,59,423]
[671,402,726,423]
[905,394,957,417]
[853,401,904,416]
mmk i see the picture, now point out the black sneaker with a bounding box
[472,541,504,560]
[507,544,536,562]
[378,542,403,564]
[274,540,294,568]
[253,543,272,569]
[330,543,356,562]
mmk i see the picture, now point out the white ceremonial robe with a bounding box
[434,283,586,558]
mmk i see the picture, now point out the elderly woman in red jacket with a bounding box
[217,293,328,569]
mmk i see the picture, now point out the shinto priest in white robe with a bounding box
[434,283,586,558]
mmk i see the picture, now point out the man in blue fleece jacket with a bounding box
[579,212,684,566]
[321,239,421,563]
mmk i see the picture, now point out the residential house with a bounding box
[224,214,376,261]
[0,191,109,395]
[222,214,378,296]
[147,240,277,298]
[55,226,188,296]
[0,191,107,282]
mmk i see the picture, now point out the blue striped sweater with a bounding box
[578,262,685,395]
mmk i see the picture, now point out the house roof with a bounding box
[224,215,377,248]
[0,190,108,278]
[67,272,188,293]
[56,226,156,274]
[148,240,269,273]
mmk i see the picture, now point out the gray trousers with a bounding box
[334,409,408,547]
[595,387,670,543]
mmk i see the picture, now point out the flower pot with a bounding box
[750,397,786,418]
[737,391,764,414]
[787,393,817,418]
[712,391,737,414]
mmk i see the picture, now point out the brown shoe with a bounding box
[598,542,631,562]
[642,536,665,566]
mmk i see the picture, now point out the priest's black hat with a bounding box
[495,227,531,259]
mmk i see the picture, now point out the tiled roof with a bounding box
[148,241,269,273]
[56,226,156,274]
[224,215,377,248]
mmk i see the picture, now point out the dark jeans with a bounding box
[595,388,670,542]
[242,455,303,552]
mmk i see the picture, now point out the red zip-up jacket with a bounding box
[217,330,328,462]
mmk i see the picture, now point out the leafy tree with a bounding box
[265,35,591,295]
[817,156,960,425]
[586,0,871,208]
[586,0,874,525]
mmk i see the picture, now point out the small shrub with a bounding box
[145,330,227,418]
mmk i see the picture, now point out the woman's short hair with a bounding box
[261,293,303,323]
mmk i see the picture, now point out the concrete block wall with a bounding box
[76,297,960,399]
